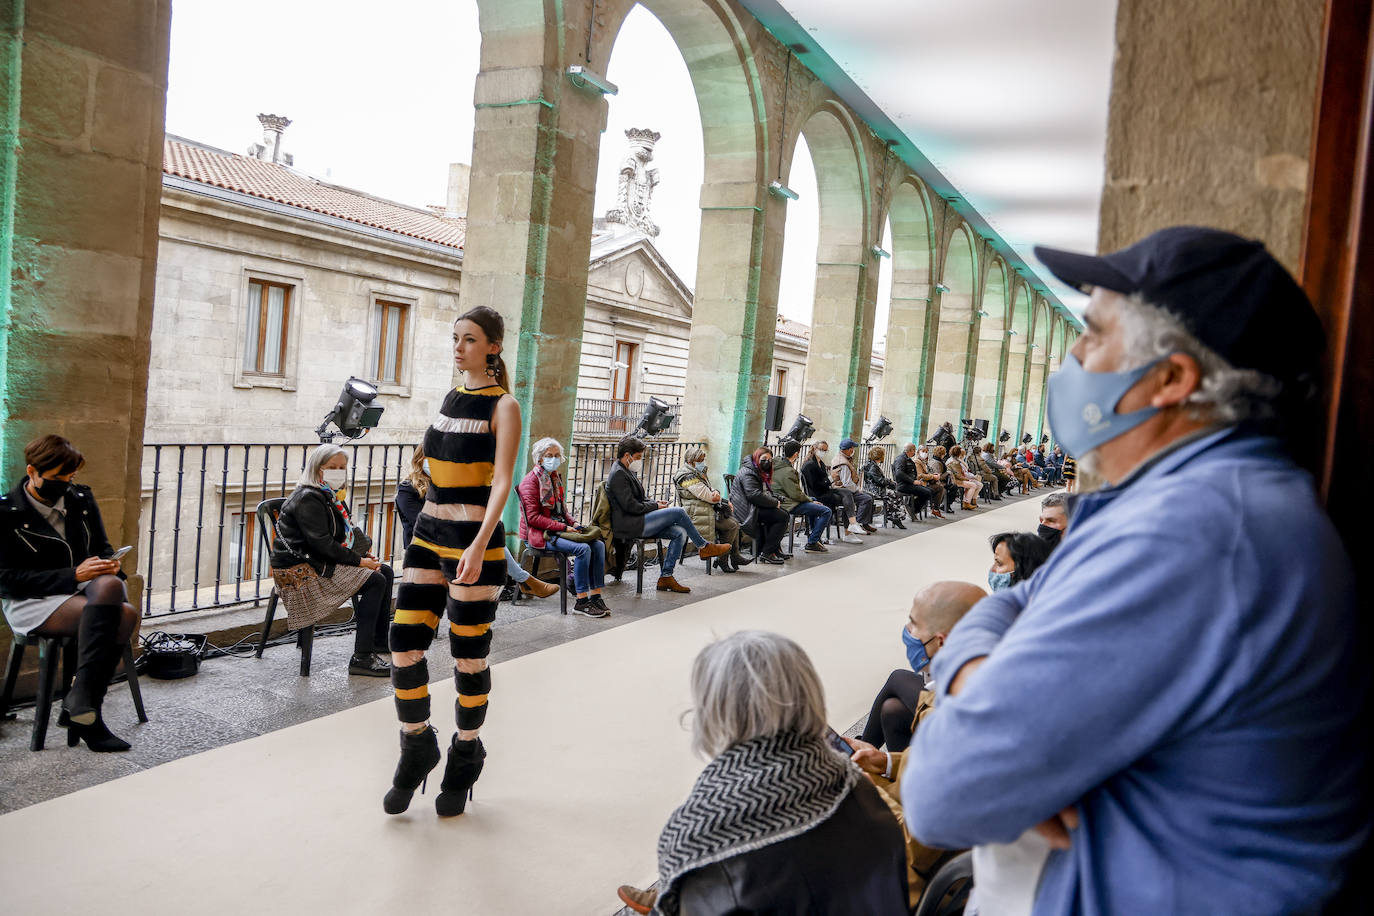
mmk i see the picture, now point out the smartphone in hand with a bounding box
[112,546,133,560]
[825,727,852,755]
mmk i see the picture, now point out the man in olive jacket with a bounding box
[773,440,832,552]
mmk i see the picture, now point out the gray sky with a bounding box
[167,1,867,330]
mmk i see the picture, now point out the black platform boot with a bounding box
[435,735,486,817]
[383,726,442,815]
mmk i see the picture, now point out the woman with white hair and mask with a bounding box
[268,443,394,676]
[616,631,908,915]
[516,436,610,617]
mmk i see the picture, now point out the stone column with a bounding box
[1003,335,1029,443]
[927,296,974,434]
[968,322,1006,433]
[1,0,172,650]
[801,257,875,441]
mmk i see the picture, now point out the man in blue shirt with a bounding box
[902,227,1366,915]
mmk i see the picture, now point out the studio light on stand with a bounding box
[999,429,1011,444]
[782,414,815,447]
[865,415,893,445]
[316,377,384,443]
[633,396,676,438]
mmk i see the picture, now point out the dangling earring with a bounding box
[485,353,499,379]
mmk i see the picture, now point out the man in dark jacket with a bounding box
[605,436,727,593]
[892,444,934,518]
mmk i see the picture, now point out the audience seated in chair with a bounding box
[928,446,960,512]
[849,581,988,907]
[862,446,908,529]
[729,448,790,565]
[518,436,610,617]
[908,445,946,519]
[948,446,983,510]
[0,435,139,752]
[605,436,729,594]
[830,439,878,534]
[617,631,909,916]
[396,445,558,600]
[892,443,936,520]
[674,446,749,573]
[269,443,394,678]
[771,440,833,554]
[800,442,863,543]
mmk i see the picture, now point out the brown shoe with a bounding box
[519,577,559,599]
[931,509,944,519]
[698,543,731,560]
[656,575,691,593]
[617,885,657,914]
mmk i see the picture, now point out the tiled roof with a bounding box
[776,316,812,340]
[162,137,465,251]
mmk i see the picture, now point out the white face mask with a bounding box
[629,459,644,475]
[814,449,829,460]
[421,459,431,477]
[542,456,562,472]
[321,468,348,490]
[918,451,929,460]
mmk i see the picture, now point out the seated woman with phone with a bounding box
[268,443,394,677]
[517,436,610,618]
[0,435,139,751]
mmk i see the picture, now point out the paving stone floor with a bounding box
[1,490,1044,820]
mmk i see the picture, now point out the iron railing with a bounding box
[136,438,709,618]
[572,397,681,439]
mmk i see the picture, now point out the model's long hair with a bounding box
[457,306,510,390]
[407,444,429,497]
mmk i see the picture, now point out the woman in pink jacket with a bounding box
[516,436,609,618]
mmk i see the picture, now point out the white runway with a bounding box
[0,498,1041,915]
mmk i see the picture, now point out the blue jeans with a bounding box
[640,507,707,576]
[792,501,832,545]
[548,536,606,594]
[505,549,529,583]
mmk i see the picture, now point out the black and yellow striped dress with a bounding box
[391,384,507,731]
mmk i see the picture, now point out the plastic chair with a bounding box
[252,497,360,677]
[516,495,570,615]
[1,631,147,751]
[912,850,973,916]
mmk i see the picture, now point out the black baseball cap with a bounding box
[1033,226,1324,383]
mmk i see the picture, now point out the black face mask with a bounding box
[1037,524,1062,547]
[34,476,70,502]
[758,459,773,473]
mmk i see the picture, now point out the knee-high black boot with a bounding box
[63,603,131,750]
[435,735,486,817]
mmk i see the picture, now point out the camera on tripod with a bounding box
[960,418,990,443]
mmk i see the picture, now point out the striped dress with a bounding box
[391,383,507,730]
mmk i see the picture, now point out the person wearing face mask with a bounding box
[846,581,987,908]
[905,228,1362,916]
[1037,492,1069,548]
[518,436,611,616]
[907,444,946,519]
[269,443,394,677]
[986,532,1052,593]
[398,445,559,602]
[0,435,139,751]
[673,447,747,572]
[606,436,730,594]
[891,443,935,520]
[800,441,863,543]
[728,448,791,564]
[830,439,878,533]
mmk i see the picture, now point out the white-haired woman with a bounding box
[616,631,908,915]
[268,443,393,676]
[516,436,610,617]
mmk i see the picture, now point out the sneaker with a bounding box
[804,541,828,553]
[572,597,609,618]
[348,653,391,677]
[841,534,864,545]
[590,595,611,614]
[846,523,866,535]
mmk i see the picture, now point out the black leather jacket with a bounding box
[799,457,834,497]
[0,478,121,600]
[675,778,909,916]
[269,486,363,577]
[729,459,778,530]
[893,453,918,487]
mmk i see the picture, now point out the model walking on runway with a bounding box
[383,305,521,816]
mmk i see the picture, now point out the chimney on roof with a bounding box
[445,163,470,218]
[249,113,293,166]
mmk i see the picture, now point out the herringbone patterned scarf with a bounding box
[651,730,859,916]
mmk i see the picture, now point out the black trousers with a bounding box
[894,482,931,514]
[860,668,924,751]
[753,506,788,555]
[814,491,848,526]
[354,564,395,653]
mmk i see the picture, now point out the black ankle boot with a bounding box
[67,715,131,752]
[383,726,442,815]
[436,735,486,817]
[714,557,737,573]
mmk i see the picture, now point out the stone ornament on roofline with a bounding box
[605,127,661,238]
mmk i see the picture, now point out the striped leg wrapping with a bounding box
[391,584,445,651]
[455,667,491,731]
[391,658,431,724]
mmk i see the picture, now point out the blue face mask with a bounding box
[901,627,930,674]
[694,461,708,473]
[988,570,1014,592]
[541,456,562,473]
[1047,353,1163,459]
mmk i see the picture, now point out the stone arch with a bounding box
[791,101,875,438]
[1022,298,1053,446]
[926,224,978,435]
[877,177,936,442]
[1004,281,1034,444]
[969,257,1009,437]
